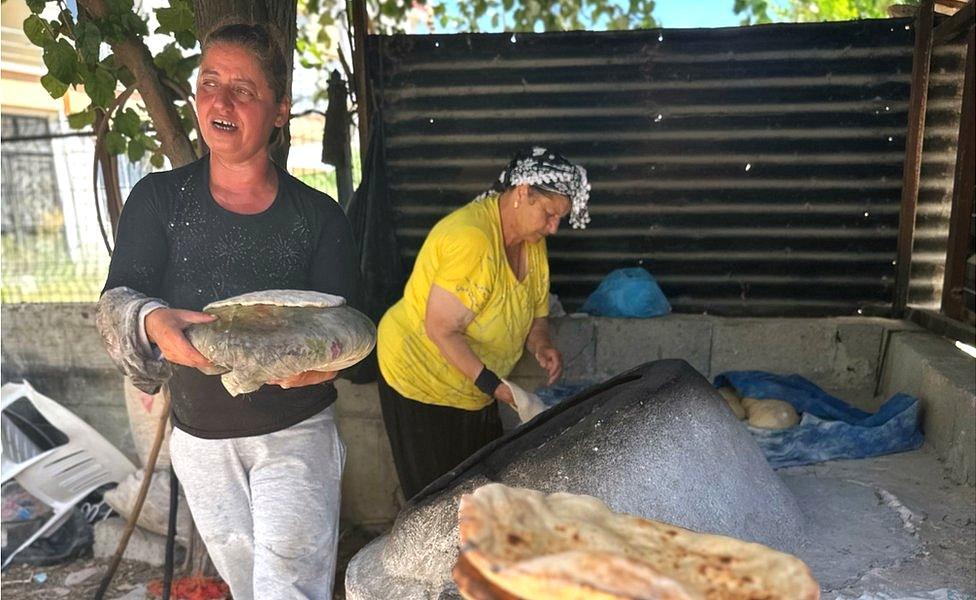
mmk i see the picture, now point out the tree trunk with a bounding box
[77,0,197,168]
[192,0,298,166]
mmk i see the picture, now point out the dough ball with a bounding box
[745,399,800,430]
[718,388,746,420]
[740,396,762,411]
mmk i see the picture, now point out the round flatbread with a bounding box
[457,484,819,600]
[204,289,345,309]
[186,290,375,396]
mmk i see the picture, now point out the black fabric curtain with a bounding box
[343,113,404,383]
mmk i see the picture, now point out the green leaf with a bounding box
[23,15,52,47]
[43,39,77,84]
[175,30,197,49]
[156,4,194,34]
[150,152,165,168]
[105,130,127,155]
[86,65,118,108]
[140,134,159,151]
[39,73,68,98]
[174,54,200,82]
[26,0,47,14]
[75,21,102,64]
[114,108,141,137]
[127,137,146,162]
[67,108,95,129]
[153,43,182,79]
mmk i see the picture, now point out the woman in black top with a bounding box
[97,23,359,599]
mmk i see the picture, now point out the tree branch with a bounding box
[77,0,198,167]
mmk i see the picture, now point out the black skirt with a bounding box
[377,373,503,500]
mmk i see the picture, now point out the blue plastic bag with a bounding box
[714,371,924,468]
[581,268,671,318]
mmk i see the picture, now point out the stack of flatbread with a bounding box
[455,484,819,600]
[186,290,376,395]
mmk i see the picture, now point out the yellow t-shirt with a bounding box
[377,193,550,411]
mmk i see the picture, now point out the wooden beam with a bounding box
[941,27,975,320]
[934,0,975,44]
[351,0,371,162]
[894,0,936,313]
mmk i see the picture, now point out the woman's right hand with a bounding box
[145,308,217,369]
[494,382,516,407]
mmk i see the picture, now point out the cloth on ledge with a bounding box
[714,371,924,468]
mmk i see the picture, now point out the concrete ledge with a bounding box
[880,331,976,486]
[512,315,914,411]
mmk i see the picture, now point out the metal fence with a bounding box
[367,19,968,316]
[0,112,351,304]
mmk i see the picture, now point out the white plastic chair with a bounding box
[1,381,136,569]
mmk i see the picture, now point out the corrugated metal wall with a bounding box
[367,19,966,316]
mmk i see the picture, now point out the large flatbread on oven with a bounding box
[457,484,819,600]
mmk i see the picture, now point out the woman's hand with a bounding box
[534,346,563,385]
[145,308,217,369]
[526,318,562,385]
[270,370,338,389]
[493,382,516,407]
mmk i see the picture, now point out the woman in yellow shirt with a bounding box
[377,148,591,498]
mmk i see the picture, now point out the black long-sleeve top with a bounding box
[103,156,362,438]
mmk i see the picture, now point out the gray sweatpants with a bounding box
[170,406,345,600]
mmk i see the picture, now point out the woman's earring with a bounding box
[514,201,519,208]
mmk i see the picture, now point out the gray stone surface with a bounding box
[110,583,148,600]
[1,303,134,461]
[593,316,712,378]
[785,449,976,596]
[880,331,976,486]
[93,518,172,567]
[709,317,901,398]
[334,391,402,524]
[346,360,805,600]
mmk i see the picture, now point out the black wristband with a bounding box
[474,366,502,396]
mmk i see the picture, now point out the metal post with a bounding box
[894,0,936,314]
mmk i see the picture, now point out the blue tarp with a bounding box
[580,268,671,318]
[714,371,924,468]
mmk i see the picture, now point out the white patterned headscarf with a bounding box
[495,147,591,229]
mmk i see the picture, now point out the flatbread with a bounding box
[457,484,819,600]
[204,289,345,309]
[187,290,375,395]
[502,378,547,423]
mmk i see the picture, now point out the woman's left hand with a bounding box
[534,346,563,385]
[270,370,338,389]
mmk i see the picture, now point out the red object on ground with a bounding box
[147,576,230,600]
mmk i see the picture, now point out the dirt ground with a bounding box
[0,525,382,599]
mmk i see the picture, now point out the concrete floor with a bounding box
[782,448,975,597]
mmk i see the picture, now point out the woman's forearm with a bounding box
[428,328,486,381]
[525,317,553,355]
